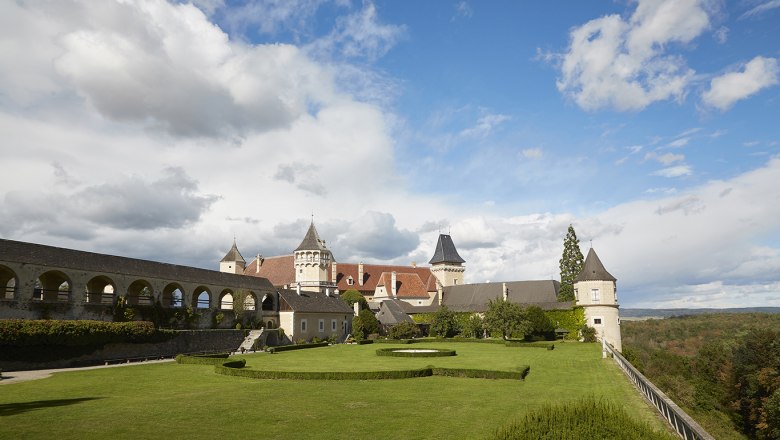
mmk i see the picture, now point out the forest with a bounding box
[622,313,780,440]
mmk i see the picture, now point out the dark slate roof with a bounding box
[428,234,465,265]
[278,289,353,314]
[442,280,566,312]
[576,248,616,282]
[376,300,414,325]
[294,222,329,252]
[0,239,274,290]
[220,239,245,263]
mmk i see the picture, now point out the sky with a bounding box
[1,0,779,308]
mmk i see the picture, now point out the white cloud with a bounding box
[645,152,685,165]
[556,0,714,111]
[741,0,780,18]
[713,26,729,43]
[453,1,473,20]
[666,137,690,148]
[702,56,780,111]
[458,113,511,139]
[520,148,543,160]
[653,165,692,177]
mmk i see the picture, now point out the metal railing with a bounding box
[605,343,715,440]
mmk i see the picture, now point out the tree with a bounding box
[388,321,420,339]
[340,289,367,309]
[460,314,484,338]
[352,308,380,340]
[558,224,585,302]
[525,305,554,339]
[483,298,530,340]
[430,305,459,338]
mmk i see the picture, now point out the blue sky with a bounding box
[1,0,779,307]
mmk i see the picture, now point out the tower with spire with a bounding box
[429,234,466,289]
[574,248,622,351]
[294,221,335,292]
[220,239,246,274]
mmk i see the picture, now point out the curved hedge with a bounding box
[375,348,456,357]
[215,366,433,380]
[0,320,171,347]
[267,342,329,353]
[433,366,530,380]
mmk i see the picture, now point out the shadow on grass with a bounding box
[0,397,104,416]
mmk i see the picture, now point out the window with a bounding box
[301,319,307,332]
[299,269,303,274]
[593,318,602,325]
[417,301,422,305]
[453,279,458,285]
[347,276,354,286]
[318,319,325,332]
[591,289,600,302]
[331,319,337,331]
[574,288,579,301]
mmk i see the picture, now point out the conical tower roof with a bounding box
[221,239,245,263]
[576,248,616,282]
[428,234,465,265]
[295,222,328,252]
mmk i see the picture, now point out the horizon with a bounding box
[1,0,779,308]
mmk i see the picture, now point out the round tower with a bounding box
[220,239,246,274]
[429,234,466,287]
[294,221,334,292]
[574,248,622,352]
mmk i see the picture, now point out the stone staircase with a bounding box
[236,329,264,353]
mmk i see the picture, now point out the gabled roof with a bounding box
[442,280,570,312]
[376,272,430,298]
[576,248,616,282]
[333,263,438,294]
[220,239,245,263]
[295,222,328,252]
[244,255,295,287]
[278,289,353,314]
[376,300,415,325]
[428,234,465,265]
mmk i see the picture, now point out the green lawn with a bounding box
[0,342,669,439]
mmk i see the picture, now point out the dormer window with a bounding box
[347,276,354,286]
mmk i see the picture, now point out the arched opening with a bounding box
[266,320,275,329]
[219,290,233,310]
[244,292,256,311]
[86,275,116,304]
[261,293,275,311]
[194,286,211,309]
[161,283,184,308]
[127,280,153,306]
[0,265,18,300]
[35,270,71,302]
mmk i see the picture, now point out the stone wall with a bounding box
[0,329,245,371]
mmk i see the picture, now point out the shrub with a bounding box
[0,320,169,347]
[504,341,555,350]
[430,306,459,338]
[355,339,374,345]
[352,309,380,340]
[490,399,676,440]
[432,366,529,380]
[267,342,329,353]
[388,321,420,339]
[581,325,598,343]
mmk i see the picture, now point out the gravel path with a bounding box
[0,359,174,385]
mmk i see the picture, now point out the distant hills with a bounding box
[621,307,780,319]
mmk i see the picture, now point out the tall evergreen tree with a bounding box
[558,224,585,302]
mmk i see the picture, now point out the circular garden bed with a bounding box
[375,348,456,357]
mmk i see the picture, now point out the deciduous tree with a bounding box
[430,305,459,338]
[484,299,529,340]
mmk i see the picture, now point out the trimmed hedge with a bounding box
[504,341,555,350]
[175,353,230,365]
[267,342,329,353]
[375,348,456,357]
[0,320,172,347]
[432,366,530,380]
[374,338,416,344]
[355,340,374,345]
[372,337,553,349]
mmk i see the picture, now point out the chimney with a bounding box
[391,272,397,297]
[256,253,262,273]
[353,301,360,316]
[331,262,337,284]
[296,283,301,296]
[326,288,331,297]
[358,262,364,286]
[502,283,508,301]
[411,261,416,268]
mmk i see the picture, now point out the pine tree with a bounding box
[558,224,584,302]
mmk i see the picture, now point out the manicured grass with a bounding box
[0,342,669,439]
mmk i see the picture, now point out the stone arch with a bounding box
[266,320,275,329]
[86,275,116,304]
[161,283,184,308]
[261,293,275,311]
[219,289,234,310]
[126,279,154,306]
[193,286,211,309]
[35,270,71,302]
[0,264,18,300]
[243,292,256,311]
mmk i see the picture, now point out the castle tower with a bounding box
[574,248,622,352]
[220,239,246,274]
[294,221,335,292]
[429,234,465,288]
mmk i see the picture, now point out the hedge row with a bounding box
[355,340,374,345]
[0,320,172,347]
[375,348,456,357]
[213,365,528,381]
[504,341,555,350]
[374,338,416,344]
[371,337,553,349]
[267,342,329,353]
[432,366,530,380]
[175,353,230,365]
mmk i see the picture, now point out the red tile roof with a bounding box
[376,272,430,298]
[332,263,437,294]
[244,255,295,287]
